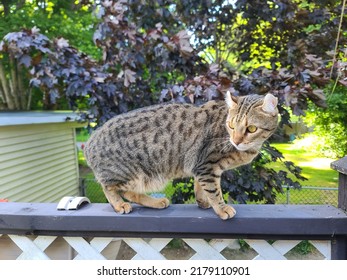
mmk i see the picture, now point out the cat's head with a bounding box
[225,92,279,151]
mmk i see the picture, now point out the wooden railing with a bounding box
[0,156,346,260]
[0,202,346,260]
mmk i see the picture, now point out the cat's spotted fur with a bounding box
[84,92,278,219]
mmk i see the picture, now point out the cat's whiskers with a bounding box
[204,136,229,145]
[220,141,233,154]
[215,139,231,149]
[204,136,229,142]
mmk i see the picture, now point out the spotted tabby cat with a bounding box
[84,92,278,220]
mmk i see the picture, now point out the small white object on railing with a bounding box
[57,196,90,210]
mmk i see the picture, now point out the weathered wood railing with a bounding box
[0,156,346,260]
[0,203,346,260]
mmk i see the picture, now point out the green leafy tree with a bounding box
[304,84,347,158]
[0,0,98,110]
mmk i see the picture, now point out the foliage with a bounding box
[1,0,346,203]
[0,0,99,110]
[292,240,314,255]
[1,0,340,121]
[173,0,339,115]
[171,178,194,204]
[0,1,99,57]
[221,144,306,204]
[171,143,306,204]
[304,84,347,158]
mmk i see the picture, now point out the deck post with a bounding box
[331,156,347,259]
[331,156,347,211]
[331,237,347,260]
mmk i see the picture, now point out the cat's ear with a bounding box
[262,94,278,115]
[225,91,238,109]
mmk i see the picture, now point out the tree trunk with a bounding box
[0,59,30,110]
[0,60,16,109]
[9,55,21,108]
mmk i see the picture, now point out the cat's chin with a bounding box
[230,141,251,151]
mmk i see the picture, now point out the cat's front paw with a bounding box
[216,205,236,220]
[114,202,132,214]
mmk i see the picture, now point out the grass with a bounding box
[76,128,90,142]
[270,143,338,188]
[269,142,339,206]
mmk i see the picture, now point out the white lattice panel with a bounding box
[8,235,52,260]
[0,234,332,260]
[183,239,228,260]
[124,238,169,260]
[245,239,331,260]
[310,240,331,260]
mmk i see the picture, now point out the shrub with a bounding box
[304,84,347,158]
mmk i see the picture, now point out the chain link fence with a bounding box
[276,186,338,206]
[79,178,107,203]
[80,178,338,206]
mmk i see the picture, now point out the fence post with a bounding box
[331,156,347,211]
[286,186,290,204]
[330,156,347,259]
[331,237,347,260]
[79,178,86,196]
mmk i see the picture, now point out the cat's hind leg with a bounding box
[102,184,132,214]
[122,191,170,209]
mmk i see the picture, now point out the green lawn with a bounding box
[269,143,339,206]
[270,143,338,188]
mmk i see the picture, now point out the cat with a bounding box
[84,92,278,220]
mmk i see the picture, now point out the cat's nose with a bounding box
[233,134,243,145]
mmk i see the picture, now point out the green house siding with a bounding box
[0,119,83,202]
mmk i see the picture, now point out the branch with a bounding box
[16,63,27,109]
[9,55,20,108]
[16,0,26,10]
[0,85,5,103]
[26,88,32,110]
[330,0,347,78]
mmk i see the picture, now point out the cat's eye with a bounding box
[247,125,257,133]
[228,122,235,129]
